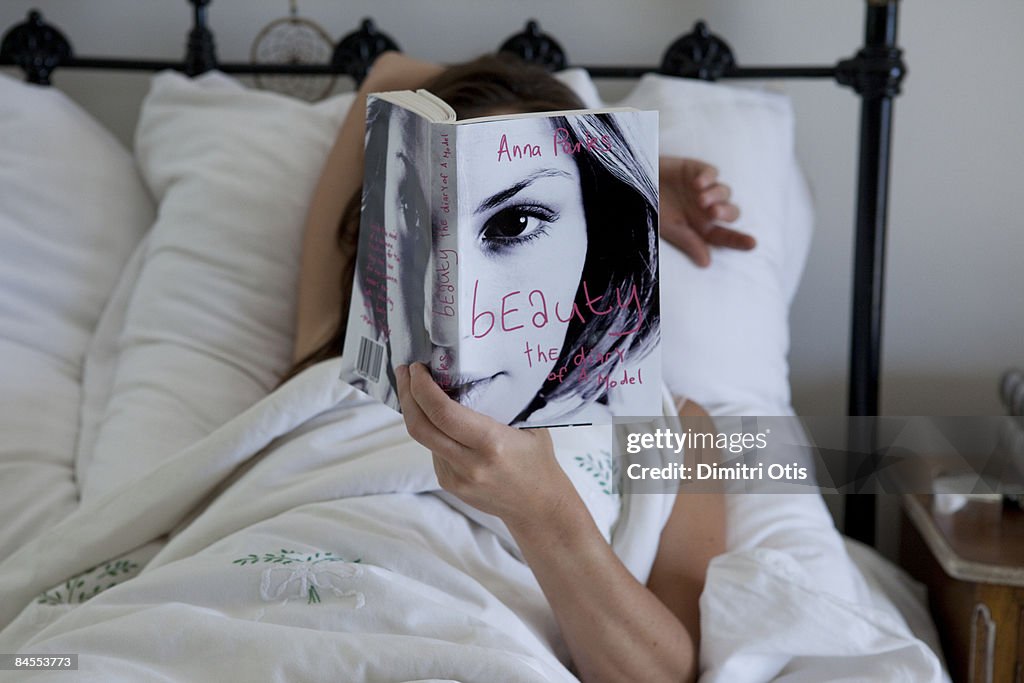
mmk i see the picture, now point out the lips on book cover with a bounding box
[340,93,661,428]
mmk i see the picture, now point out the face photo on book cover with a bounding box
[345,101,661,427]
[454,111,661,427]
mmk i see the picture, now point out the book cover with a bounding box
[340,93,661,427]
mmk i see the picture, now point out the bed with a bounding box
[0,2,950,681]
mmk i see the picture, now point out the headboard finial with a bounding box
[498,19,567,72]
[331,18,400,86]
[0,9,72,85]
[660,20,735,81]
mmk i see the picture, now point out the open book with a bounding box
[339,89,661,427]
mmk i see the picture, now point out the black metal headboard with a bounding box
[0,0,906,547]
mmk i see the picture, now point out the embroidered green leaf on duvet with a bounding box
[231,549,361,567]
[36,559,141,606]
[573,450,620,495]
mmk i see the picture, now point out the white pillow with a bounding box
[79,72,353,502]
[556,69,814,416]
[0,73,153,555]
[76,234,150,481]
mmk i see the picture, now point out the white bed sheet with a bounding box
[0,361,945,682]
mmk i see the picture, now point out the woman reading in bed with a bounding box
[291,52,752,683]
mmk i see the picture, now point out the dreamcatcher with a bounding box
[250,0,336,101]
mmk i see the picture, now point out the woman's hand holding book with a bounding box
[395,362,581,531]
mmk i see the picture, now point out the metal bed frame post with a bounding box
[184,0,216,76]
[838,0,905,546]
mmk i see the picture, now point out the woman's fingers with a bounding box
[699,183,741,227]
[396,364,567,524]
[397,364,492,491]
[663,223,711,267]
[406,363,503,451]
[659,157,755,265]
[706,225,756,250]
[698,182,731,209]
[711,201,741,224]
[396,364,469,457]
[692,162,719,189]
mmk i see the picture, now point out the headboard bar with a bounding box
[1,11,845,85]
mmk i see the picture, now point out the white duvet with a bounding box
[0,362,944,682]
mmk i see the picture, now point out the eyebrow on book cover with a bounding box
[474,168,572,214]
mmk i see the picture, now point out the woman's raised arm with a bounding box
[293,53,443,363]
[396,361,725,683]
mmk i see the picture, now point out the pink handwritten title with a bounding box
[470,279,642,339]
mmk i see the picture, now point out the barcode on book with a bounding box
[354,336,385,383]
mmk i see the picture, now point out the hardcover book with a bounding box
[339,89,661,427]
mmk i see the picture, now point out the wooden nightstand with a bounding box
[900,494,1024,683]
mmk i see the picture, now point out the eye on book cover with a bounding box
[340,94,661,428]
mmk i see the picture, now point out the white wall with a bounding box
[2,0,1021,418]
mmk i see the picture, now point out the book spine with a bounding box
[430,123,459,390]
[341,95,396,408]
